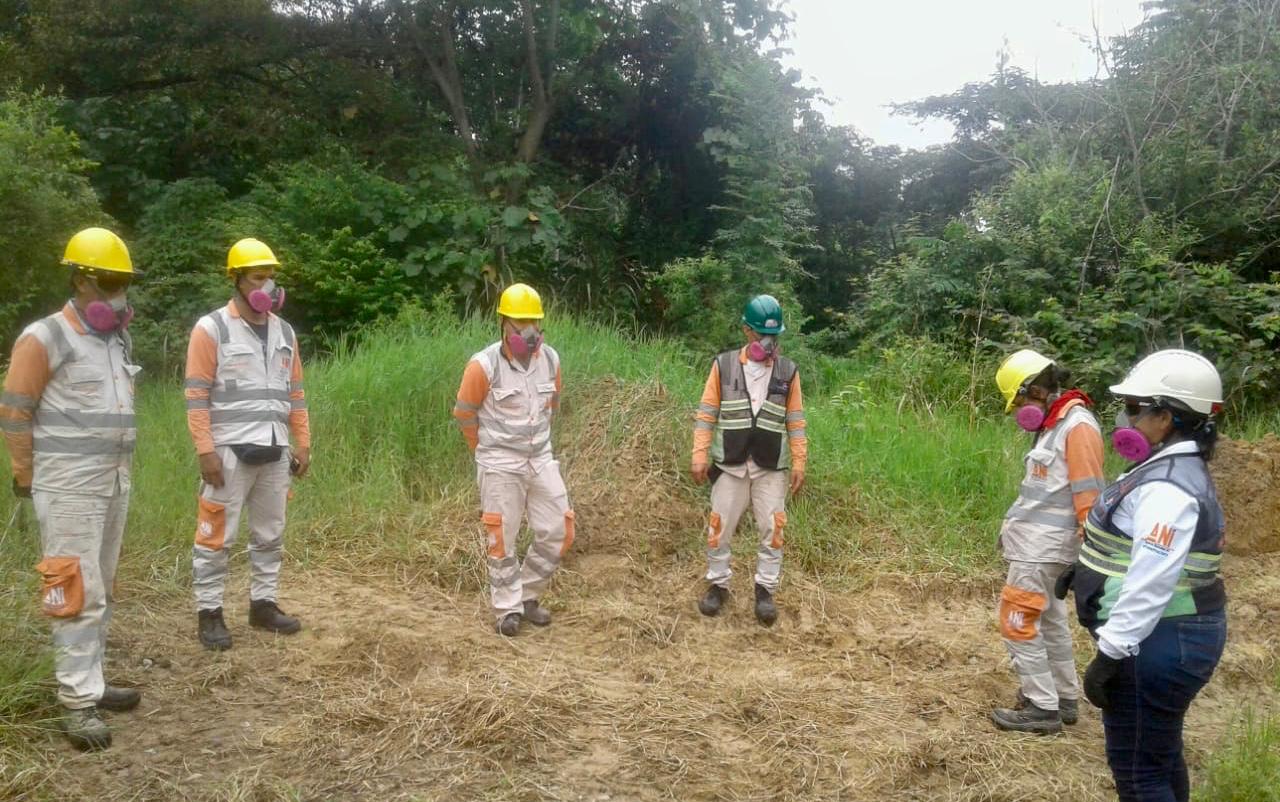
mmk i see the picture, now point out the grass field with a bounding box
[0,305,1275,799]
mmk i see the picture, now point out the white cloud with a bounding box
[780,0,1148,148]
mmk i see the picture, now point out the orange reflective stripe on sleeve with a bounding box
[1066,423,1105,523]
[454,360,489,451]
[1,333,49,487]
[288,343,311,449]
[185,325,217,455]
[692,361,721,464]
[785,370,807,473]
[999,585,1047,641]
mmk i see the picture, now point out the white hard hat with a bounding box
[1110,349,1223,415]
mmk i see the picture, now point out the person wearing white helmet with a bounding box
[1070,349,1226,802]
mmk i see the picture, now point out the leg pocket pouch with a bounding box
[999,584,1047,641]
[36,556,84,617]
[482,512,505,559]
[195,496,227,550]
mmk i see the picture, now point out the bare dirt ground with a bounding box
[11,545,1279,802]
[10,415,1280,802]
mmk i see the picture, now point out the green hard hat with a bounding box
[742,294,785,334]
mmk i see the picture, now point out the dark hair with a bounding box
[1030,364,1072,395]
[1160,399,1218,461]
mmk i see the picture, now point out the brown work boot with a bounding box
[497,612,521,637]
[198,607,232,651]
[98,685,141,712]
[61,706,111,751]
[698,584,728,617]
[992,701,1063,735]
[522,600,552,626]
[249,599,301,635]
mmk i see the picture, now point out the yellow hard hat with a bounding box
[497,283,544,320]
[62,227,133,274]
[227,238,280,273]
[996,349,1054,412]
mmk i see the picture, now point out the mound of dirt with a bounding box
[556,376,704,559]
[1211,436,1280,555]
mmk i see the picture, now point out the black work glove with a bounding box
[1083,651,1124,712]
[12,478,31,499]
[1054,565,1076,600]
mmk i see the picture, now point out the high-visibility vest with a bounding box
[25,305,137,494]
[194,305,298,447]
[1004,404,1101,535]
[1075,452,1225,630]
[473,342,560,462]
[710,350,797,471]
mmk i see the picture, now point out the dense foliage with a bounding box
[1,0,1278,408]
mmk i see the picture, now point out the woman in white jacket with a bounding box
[1071,350,1227,802]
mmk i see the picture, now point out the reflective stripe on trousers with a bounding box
[705,469,788,592]
[32,483,129,709]
[1000,560,1080,711]
[478,461,572,619]
[192,445,291,610]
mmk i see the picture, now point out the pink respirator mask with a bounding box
[246,279,286,314]
[747,336,777,362]
[84,285,133,334]
[506,326,543,357]
[1112,407,1153,463]
[1015,405,1045,432]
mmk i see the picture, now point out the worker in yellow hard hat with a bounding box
[185,238,311,651]
[0,227,143,749]
[990,349,1104,735]
[452,283,574,636]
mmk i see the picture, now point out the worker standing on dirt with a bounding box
[691,294,806,627]
[452,283,573,637]
[1072,350,1226,802]
[990,350,1104,735]
[0,228,143,750]
[185,238,310,651]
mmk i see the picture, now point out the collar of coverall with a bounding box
[61,302,89,336]
[1041,389,1094,429]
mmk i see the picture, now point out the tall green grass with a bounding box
[1195,711,1280,801]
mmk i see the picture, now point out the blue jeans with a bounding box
[1102,611,1227,802]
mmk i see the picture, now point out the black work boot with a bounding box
[754,583,778,627]
[992,701,1063,735]
[1016,689,1077,725]
[61,706,111,750]
[249,599,302,635]
[198,607,232,651]
[698,584,728,617]
[98,685,141,712]
[522,599,552,626]
[497,612,521,637]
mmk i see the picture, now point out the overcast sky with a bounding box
[780,0,1149,149]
